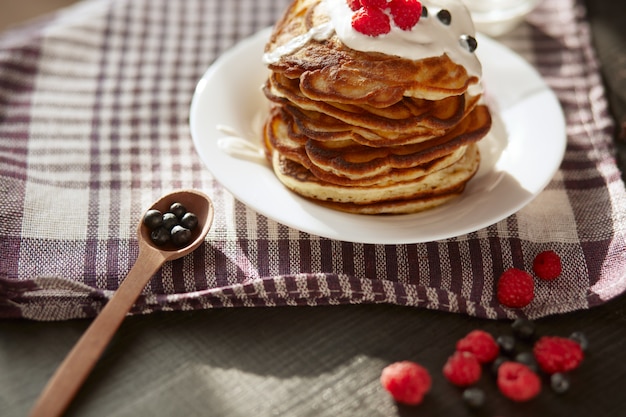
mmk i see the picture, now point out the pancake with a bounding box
[263,106,464,184]
[312,191,463,214]
[264,104,491,186]
[264,72,478,138]
[285,105,448,146]
[303,104,490,180]
[271,143,480,207]
[260,0,491,215]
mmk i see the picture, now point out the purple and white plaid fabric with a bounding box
[1,0,625,321]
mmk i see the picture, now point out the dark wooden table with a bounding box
[2,292,625,416]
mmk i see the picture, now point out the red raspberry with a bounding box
[456,330,500,363]
[496,268,534,308]
[533,336,584,374]
[442,351,481,387]
[351,6,391,36]
[497,362,541,402]
[380,361,432,405]
[360,0,388,8]
[347,0,362,11]
[388,0,423,30]
[533,250,562,280]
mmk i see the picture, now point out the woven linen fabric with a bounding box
[1,0,625,321]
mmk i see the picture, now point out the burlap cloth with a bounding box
[1,0,625,321]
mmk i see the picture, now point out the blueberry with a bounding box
[491,356,507,375]
[150,227,170,246]
[171,225,192,247]
[437,9,451,25]
[569,331,589,351]
[170,202,187,219]
[180,212,198,230]
[460,34,477,53]
[162,212,179,231]
[512,318,536,340]
[515,351,538,373]
[462,387,485,408]
[143,209,163,230]
[497,334,516,355]
[550,373,571,394]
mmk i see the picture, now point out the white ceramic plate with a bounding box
[190,28,566,244]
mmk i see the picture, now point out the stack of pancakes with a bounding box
[262,0,492,214]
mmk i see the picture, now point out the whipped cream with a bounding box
[323,0,481,77]
[263,0,482,78]
[263,22,335,65]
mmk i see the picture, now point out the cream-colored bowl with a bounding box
[462,0,540,37]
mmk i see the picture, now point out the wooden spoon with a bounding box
[29,189,214,417]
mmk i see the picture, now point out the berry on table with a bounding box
[462,387,486,408]
[491,356,508,375]
[514,351,539,373]
[569,331,589,351]
[533,336,584,374]
[443,351,481,387]
[379,315,589,407]
[496,334,516,355]
[497,361,541,402]
[511,318,536,340]
[456,330,500,363]
[380,361,432,405]
[550,372,571,394]
[497,268,534,308]
[533,250,562,280]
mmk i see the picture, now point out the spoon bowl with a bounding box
[30,189,214,417]
[138,189,215,259]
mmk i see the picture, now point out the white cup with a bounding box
[462,0,540,36]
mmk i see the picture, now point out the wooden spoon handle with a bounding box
[29,248,164,417]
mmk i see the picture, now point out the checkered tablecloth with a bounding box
[1,0,625,321]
